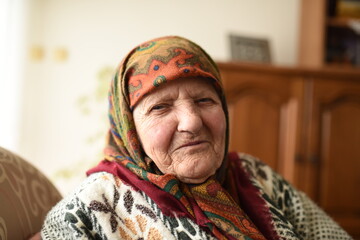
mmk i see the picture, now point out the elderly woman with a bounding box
[41,36,351,240]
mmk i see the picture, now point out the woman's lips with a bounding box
[178,141,206,149]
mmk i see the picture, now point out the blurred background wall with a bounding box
[1,0,300,194]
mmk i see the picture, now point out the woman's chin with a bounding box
[176,170,215,184]
[178,176,209,184]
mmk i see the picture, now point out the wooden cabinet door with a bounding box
[220,67,302,183]
[306,78,360,237]
[218,62,360,237]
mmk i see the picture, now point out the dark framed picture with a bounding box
[229,34,271,63]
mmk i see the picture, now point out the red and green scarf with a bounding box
[88,36,270,240]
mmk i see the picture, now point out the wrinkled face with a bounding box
[133,78,226,184]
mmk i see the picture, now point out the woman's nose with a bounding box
[177,104,202,134]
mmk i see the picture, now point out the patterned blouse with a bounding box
[41,153,351,240]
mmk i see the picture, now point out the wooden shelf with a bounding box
[299,0,360,68]
[324,62,360,70]
[327,17,360,27]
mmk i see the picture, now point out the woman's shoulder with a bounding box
[227,152,352,239]
[228,152,274,182]
[58,171,130,201]
[41,172,140,239]
[42,171,215,240]
[229,151,267,165]
[55,171,142,217]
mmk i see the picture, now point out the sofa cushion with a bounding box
[0,146,62,240]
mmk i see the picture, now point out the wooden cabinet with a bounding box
[218,62,360,238]
[220,63,302,183]
[304,78,360,236]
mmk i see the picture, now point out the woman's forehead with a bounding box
[137,78,217,104]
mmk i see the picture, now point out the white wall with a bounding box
[19,0,300,194]
[0,0,27,152]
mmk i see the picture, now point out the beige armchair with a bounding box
[0,146,62,240]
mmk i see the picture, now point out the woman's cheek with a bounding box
[209,109,226,155]
[145,120,174,158]
[207,109,226,133]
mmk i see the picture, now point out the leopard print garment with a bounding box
[239,153,352,240]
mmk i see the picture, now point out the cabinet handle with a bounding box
[309,154,319,164]
[295,154,319,164]
[295,153,303,163]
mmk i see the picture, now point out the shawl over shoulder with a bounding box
[41,152,351,240]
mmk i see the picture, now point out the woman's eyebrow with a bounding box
[143,93,175,106]
[192,89,216,98]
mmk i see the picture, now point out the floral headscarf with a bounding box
[89,36,266,240]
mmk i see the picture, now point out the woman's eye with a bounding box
[150,104,168,112]
[196,98,213,104]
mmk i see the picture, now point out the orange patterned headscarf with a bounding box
[125,36,222,108]
[94,36,266,240]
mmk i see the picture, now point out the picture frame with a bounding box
[229,34,271,63]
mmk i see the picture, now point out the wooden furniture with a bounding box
[299,0,360,68]
[217,61,360,238]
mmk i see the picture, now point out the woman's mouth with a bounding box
[178,141,206,149]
